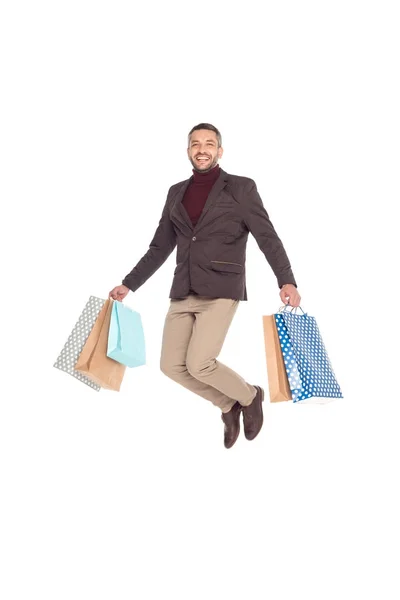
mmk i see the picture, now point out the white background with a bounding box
[1,1,399,598]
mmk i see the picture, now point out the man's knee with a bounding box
[160,358,173,379]
[160,359,185,381]
[186,357,215,380]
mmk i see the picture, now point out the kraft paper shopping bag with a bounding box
[74,298,126,391]
[262,314,292,402]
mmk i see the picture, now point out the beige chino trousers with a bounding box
[160,295,257,413]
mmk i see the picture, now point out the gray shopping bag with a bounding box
[53,296,106,391]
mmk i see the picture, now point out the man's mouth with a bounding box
[196,156,210,163]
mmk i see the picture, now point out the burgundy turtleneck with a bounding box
[182,163,221,226]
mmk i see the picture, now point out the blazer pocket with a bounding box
[210,260,243,274]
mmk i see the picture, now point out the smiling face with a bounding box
[187,129,224,173]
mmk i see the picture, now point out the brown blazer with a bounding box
[122,168,297,301]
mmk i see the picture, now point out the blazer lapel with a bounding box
[170,167,230,233]
[170,177,194,232]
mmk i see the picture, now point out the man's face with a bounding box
[187,129,223,173]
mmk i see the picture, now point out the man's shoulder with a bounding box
[226,172,255,188]
[166,177,190,201]
[169,178,189,191]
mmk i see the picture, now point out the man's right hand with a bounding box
[108,285,130,302]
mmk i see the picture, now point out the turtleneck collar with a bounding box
[192,163,220,183]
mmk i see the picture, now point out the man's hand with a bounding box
[280,284,301,307]
[109,285,130,302]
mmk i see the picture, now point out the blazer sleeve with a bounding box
[241,179,297,289]
[122,188,177,292]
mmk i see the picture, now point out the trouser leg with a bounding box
[160,295,256,413]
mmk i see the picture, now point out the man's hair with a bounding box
[188,123,222,148]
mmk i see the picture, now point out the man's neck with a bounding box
[192,163,220,182]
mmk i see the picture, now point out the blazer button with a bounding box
[192,236,197,241]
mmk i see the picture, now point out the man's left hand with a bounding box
[280,284,301,308]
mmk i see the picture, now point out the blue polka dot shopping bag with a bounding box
[274,305,343,404]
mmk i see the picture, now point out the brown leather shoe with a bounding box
[242,385,264,440]
[221,401,242,449]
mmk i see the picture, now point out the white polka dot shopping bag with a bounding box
[53,296,106,391]
[274,305,343,404]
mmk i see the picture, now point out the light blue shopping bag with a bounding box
[274,305,343,404]
[107,301,146,368]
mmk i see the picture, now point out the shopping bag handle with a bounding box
[278,304,307,315]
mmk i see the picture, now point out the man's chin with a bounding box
[192,161,217,173]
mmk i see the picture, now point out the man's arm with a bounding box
[241,179,297,289]
[122,188,177,292]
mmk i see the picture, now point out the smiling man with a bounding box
[109,123,301,449]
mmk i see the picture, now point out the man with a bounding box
[109,123,301,449]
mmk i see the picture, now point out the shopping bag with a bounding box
[275,306,343,404]
[107,301,146,368]
[262,315,292,402]
[53,296,106,391]
[74,298,126,391]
